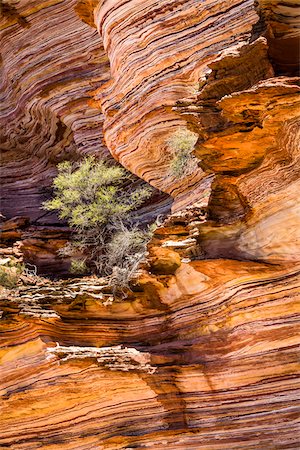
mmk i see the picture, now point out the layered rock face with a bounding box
[0,0,111,221]
[0,0,110,273]
[1,0,300,449]
[94,0,259,199]
[93,0,300,263]
[0,0,170,273]
[258,0,300,75]
[1,259,300,449]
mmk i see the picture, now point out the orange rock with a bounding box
[149,247,181,275]
[0,0,299,448]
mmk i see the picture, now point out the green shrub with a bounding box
[44,158,152,229]
[69,259,88,275]
[0,267,19,289]
[43,157,153,290]
[167,127,198,179]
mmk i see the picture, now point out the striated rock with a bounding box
[257,0,300,75]
[19,226,71,275]
[0,259,299,448]
[47,343,156,373]
[93,0,259,202]
[0,217,72,275]
[0,0,300,448]
[194,76,300,263]
[0,216,29,240]
[0,0,111,222]
[0,0,170,236]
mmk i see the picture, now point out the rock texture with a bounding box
[0,0,170,273]
[1,258,299,449]
[0,0,111,221]
[0,0,300,449]
[258,0,300,75]
[94,0,260,201]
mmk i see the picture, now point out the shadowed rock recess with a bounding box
[0,1,299,449]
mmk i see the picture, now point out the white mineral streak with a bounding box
[47,343,156,374]
[162,238,197,248]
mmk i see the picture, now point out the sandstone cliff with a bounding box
[0,1,299,449]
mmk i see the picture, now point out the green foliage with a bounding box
[44,157,153,290]
[0,266,19,289]
[44,157,151,229]
[0,258,26,289]
[69,259,88,275]
[167,127,198,179]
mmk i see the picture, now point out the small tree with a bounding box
[167,127,198,179]
[0,267,19,289]
[43,157,153,289]
[0,259,25,289]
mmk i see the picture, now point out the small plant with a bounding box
[167,127,198,179]
[43,157,154,292]
[0,266,19,289]
[107,227,150,270]
[44,157,152,234]
[0,258,26,289]
[106,226,152,294]
[69,259,88,275]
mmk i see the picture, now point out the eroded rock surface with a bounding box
[0,0,110,221]
[0,0,170,274]
[0,0,299,449]
[1,257,299,448]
